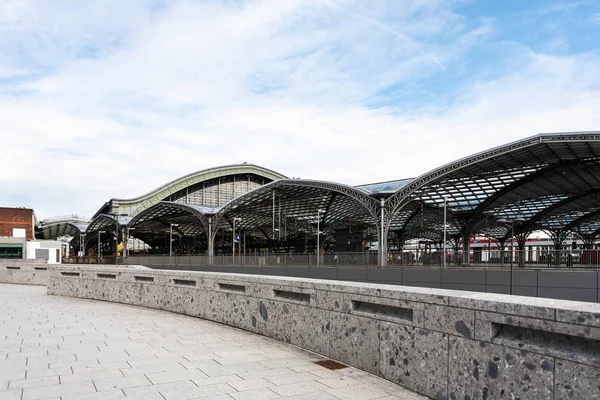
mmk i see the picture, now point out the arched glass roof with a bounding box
[385,131,600,242]
[46,131,600,253]
[93,163,288,218]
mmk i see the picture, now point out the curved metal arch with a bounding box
[37,222,88,240]
[128,201,212,232]
[215,179,380,220]
[212,179,381,235]
[386,132,600,221]
[281,180,380,214]
[85,214,128,235]
[108,164,288,217]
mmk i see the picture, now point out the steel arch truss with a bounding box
[99,164,288,217]
[384,132,600,253]
[212,179,381,245]
[127,202,213,247]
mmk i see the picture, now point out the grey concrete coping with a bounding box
[0,263,149,286]
[48,266,600,400]
[0,263,51,286]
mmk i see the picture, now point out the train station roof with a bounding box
[44,131,600,245]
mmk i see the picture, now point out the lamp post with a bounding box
[98,230,105,260]
[115,218,119,266]
[232,217,241,265]
[443,197,448,269]
[497,218,526,295]
[79,233,86,258]
[170,223,179,265]
[316,209,324,268]
[380,198,385,267]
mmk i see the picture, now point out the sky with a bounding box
[1,0,600,219]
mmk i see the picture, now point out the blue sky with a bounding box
[1,0,599,218]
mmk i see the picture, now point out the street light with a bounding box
[442,197,449,269]
[316,209,324,268]
[79,233,86,257]
[98,230,105,259]
[497,217,527,294]
[232,217,241,265]
[170,223,179,265]
[115,218,119,266]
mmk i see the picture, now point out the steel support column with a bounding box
[208,217,214,265]
[379,198,387,267]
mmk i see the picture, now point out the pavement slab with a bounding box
[0,283,426,400]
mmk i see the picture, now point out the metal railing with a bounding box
[64,257,119,265]
[121,252,379,268]
[73,249,600,270]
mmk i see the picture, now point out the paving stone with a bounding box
[119,361,186,377]
[0,283,426,400]
[264,372,320,386]
[1,390,30,400]
[59,368,123,384]
[25,367,72,379]
[146,368,210,384]
[230,387,281,400]
[325,383,391,400]
[122,380,197,397]
[61,389,126,400]
[22,381,97,400]
[93,374,152,392]
[281,393,340,400]
[160,383,237,400]
[317,376,361,389]
[270,380,331,397]
[8,375,60,389]
[228,377,275,391]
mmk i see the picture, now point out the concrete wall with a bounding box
[0,263,50,285]
[130,261,600,303]
[48,266,600,400]
[0,263,148,286]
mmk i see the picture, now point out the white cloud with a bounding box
[1,0,599,219]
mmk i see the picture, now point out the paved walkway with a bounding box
[0,284,425,400]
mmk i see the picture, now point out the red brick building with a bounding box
[0,207,36,240]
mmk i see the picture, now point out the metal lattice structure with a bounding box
[37,215,89,240]
[43,131,600,265]
[383,132,600,261]
[93,164,287,218]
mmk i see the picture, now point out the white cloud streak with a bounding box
[0,0,599,218]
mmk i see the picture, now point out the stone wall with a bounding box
[0,263,148,286]
[133,262,600,303]
[0,263,49,285]
[48,266,600,400]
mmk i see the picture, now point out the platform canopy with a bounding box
[44,131,600,264]
[382,132,600,252]
[126,179,381,253]
[37,215,89,240]
[213,179,380,236]
[127,202,216,249]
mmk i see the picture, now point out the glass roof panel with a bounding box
[356,178,414,194]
